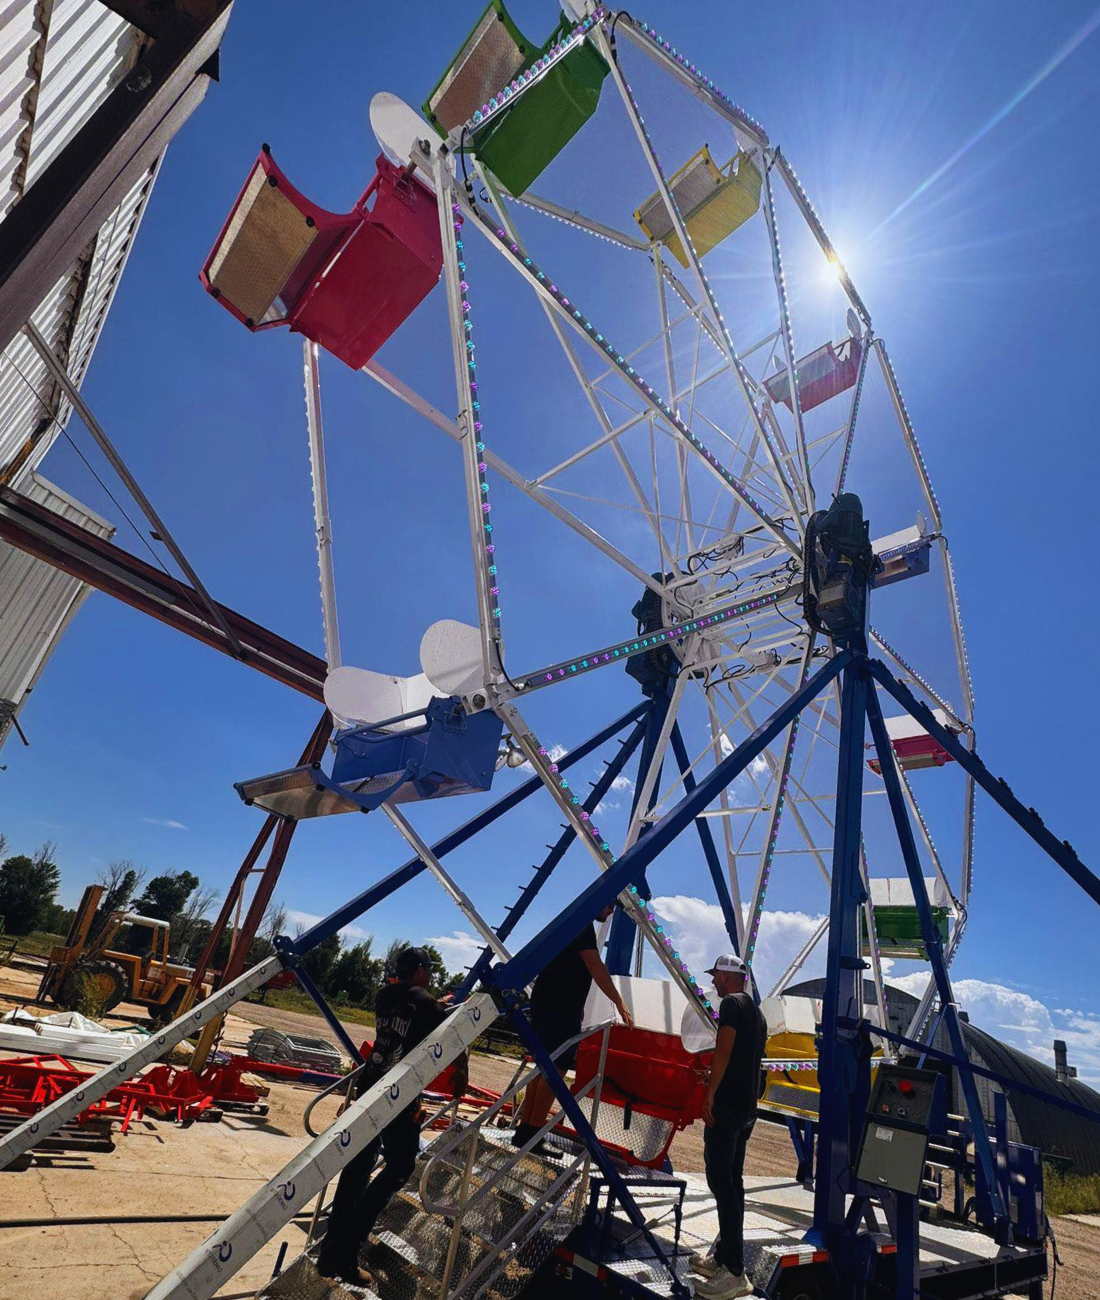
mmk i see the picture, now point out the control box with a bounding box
[855,1064,944,1197]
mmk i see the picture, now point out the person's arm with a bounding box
[703,1024,736,1126]
[581,949,634,1028]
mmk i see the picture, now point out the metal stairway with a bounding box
[260,1034,608,1300]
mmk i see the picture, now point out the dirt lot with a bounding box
[0,962,1092,1299]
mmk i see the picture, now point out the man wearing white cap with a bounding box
[692,953,768,1299]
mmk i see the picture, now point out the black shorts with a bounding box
[530,1009,583,1072]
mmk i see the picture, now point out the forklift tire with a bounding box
[58,959,128,1015]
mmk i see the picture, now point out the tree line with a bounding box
[0,835,461,1003]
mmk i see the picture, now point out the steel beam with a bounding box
[865,680,1008,1232]
[0,485,327,699]
[810,659,871,1244]
[495,651,850,992]
[868,658,1100,909]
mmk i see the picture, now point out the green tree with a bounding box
[331,940,382,1006]
[298,932,342,994]
[98,861,145,914]
[132,870,199,921]
[0,843,61,934]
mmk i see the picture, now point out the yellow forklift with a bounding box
[37,885,211,1025]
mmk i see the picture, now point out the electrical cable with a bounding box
[1,346,218,637]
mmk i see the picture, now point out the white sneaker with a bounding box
[689,1245,720,1277]
[693,1265,753,1298]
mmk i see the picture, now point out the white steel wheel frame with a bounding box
[346,8,975,1043]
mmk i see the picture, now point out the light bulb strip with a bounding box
[457,196,795,552]
[600,41,804,534]
[763,1059,819,1072]
[868,627,965,733]
[466,9,607,135]
[450,202,503,638]
[835,339,871,496]
[502,711,720,1022]
[770,150,872,329]
[503,583,797,698]
[629,18,767,145]
[873,339,942,528]
[761,161,813,511]
[744,715,801,968]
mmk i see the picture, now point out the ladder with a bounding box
[143,993,499,1300]
[257,1024,613,1300]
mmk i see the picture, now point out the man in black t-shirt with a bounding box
[693,953,768,1299]
[317,946,467,1287]
[512,903,633,1158]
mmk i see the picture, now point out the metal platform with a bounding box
[563,1174,1047,1299]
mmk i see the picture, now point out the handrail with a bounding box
[418,1019,614,1217]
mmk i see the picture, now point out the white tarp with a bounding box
[0,1008,149,1063]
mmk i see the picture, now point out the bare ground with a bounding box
[0,965,1092,1298]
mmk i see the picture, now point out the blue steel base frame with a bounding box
[264,646,1099,1299]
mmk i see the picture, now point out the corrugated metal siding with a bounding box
[0,0,46,218]
[0,471,113,741]
[0,0,153,483]
[964,1023,1100,1175]
[0,1,169,743]
[22,0,141,187]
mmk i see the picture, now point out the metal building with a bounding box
[0,0,165,748]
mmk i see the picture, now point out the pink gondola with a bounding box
[765,335,862,413]
[201,147,442,371]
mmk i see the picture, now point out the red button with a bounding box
[899,1079,914,1095]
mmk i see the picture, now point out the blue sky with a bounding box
[3,2,1099,1079]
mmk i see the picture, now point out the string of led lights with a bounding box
[869,627,966,733]
[834,338,871,497]
[465,9,607,135]
[450,201,503,643]
[498,582,799,698]
[497,703,720,1023]
[598,30,805,534]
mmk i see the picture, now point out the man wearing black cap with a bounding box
[512,901,633,1158]
[318,945,467,1287]
[692,953,768,1299]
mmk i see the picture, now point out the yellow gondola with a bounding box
[634,145,762,268]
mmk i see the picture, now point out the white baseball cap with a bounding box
[706,953,747,976]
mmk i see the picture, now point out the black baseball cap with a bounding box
[395,945,435,979]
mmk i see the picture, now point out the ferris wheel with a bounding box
[201,1,975,1064]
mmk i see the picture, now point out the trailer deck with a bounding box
[551,1173,1047,1299]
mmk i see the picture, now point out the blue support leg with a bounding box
[493,987,689,1297]
[606,689,671,974]
[867,658,1100,909]
[669,720,741,954]
[496,651,850,993]
[456,712,650,999]
[865,680,1009,1238]
[276,941,365,1065]
[810,658,871,1249]
[291,703,648,954]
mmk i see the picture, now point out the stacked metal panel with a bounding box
[0,2,165,748]
[0,473,113,744]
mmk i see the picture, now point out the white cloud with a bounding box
[426,929,484,972]
[596,771,635,815]
[649,894,825,1000]
[887,974,1100,1087]
[286,908,369,943]
[516,743,567,775]
[143,817,187,830]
